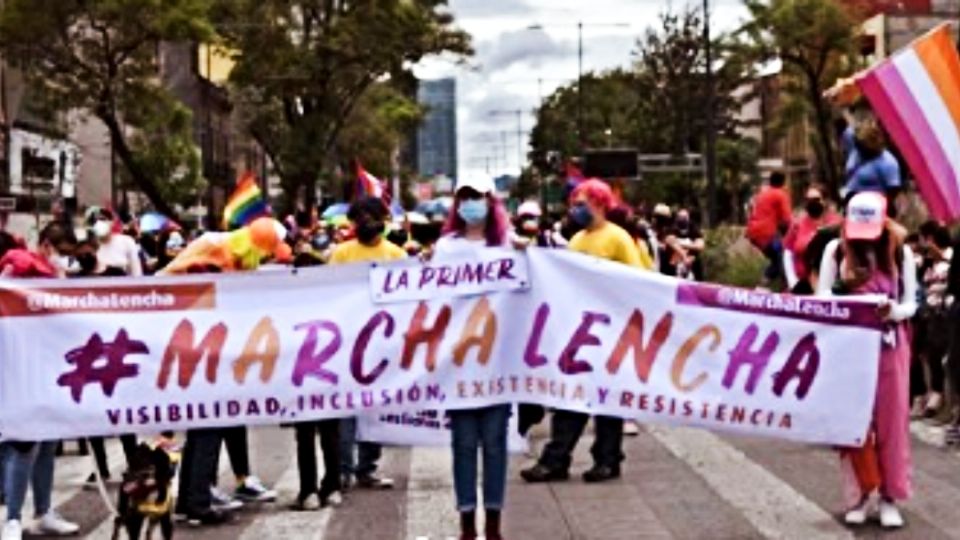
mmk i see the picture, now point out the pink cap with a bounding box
[845,192,887,240]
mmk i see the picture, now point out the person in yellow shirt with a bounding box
[329,196,405,490]
[521,179,640,485]
[605,205,656,271]
[329,198,406,265]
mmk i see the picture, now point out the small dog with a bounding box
[111,443,176,540]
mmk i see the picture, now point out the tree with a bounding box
[528,6,754,215]
[333,81,423,197]
[740,0,860,193]
[0,0,213,217]
[716,137,760,223]
[215,0,471,212]
[632,8,748,155]
[528,70,639,171]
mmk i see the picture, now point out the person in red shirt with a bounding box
[783,184,842,294]
[746,172,792,285]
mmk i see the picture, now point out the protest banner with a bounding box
[0,248,882,446]
[356,407,528,453]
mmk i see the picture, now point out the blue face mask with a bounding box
[571,203,594,228]
[458,199,489,225]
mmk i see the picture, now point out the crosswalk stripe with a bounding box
[84,436,236,539]
[405,447,459,540]
[647,426,854,540]
[236,453,333,540]
[0,439,124,522]
[911,420,949,449]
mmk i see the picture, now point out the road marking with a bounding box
[236,452,332,540]
[404,446,460,540]
[647,426,854,540]
[910,421,950,449]
[0,439,124,522]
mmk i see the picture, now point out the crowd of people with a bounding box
[0,118,953,537]
[0,174,710,540]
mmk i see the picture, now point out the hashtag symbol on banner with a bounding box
[57,329,148,404]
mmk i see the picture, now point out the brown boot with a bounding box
[459,511,477,540]
[485,509,503,540]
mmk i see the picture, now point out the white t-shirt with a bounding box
[434,235,487,257]
[97,234,143,276]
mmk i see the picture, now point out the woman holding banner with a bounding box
[817,192,916,529]
[434,175,511,540]
[1,223,81,540]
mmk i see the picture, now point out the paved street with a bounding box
[9,421,960,539]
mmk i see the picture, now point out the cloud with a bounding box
[448,0,536,18]
[476,28,573,74]
[464,90,534,124]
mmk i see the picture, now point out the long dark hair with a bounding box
[842,227,897,287]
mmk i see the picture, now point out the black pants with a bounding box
[923,309,950,394]
[946,306,960,415]
[89,434,138,479]
[538,410,624,472]
[518,404,545,436]
[222,426,250,480]
[176,429,222,514]
[295,421,341,499]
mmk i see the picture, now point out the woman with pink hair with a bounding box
[435,175,510,540]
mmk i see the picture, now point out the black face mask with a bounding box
[77,253,98,275]
[653,215,672,231]
[356,221,385,244]
[805,200,825,218]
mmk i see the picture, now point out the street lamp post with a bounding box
[489,109,526,178]
[525,21,629,151]
[578,22,584,148]
[703,0,718,227]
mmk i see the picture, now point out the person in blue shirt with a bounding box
[844,122,902,198]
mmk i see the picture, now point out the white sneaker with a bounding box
[210,486,244,512]
[35,511,80,535]
[324,491,343,508]
[843,498,870,526]
[2,520,22,540]
[296,493,320,511]
[879,500,905,529]
[623,421,640,437]
[235,476,278,503]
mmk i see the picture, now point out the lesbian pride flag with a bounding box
[857,24,960,221]
[356,161,391,205]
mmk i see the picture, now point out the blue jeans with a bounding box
[450,405,510,512]
[4,441,57,521]
[0,442,9,501]
[339,418,381,477]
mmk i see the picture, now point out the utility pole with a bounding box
[578,21,584,149]
[526,22,629,152]
[703,0,718,227]
[490,110,527,178]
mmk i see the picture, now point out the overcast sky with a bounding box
[413,0,750,181]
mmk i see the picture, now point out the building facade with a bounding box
[416,78,458,185]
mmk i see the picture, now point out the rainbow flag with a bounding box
[857,24,960,221]
[223,172,269,230]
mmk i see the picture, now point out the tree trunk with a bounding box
[807,76,840,197]
[99,112,180,220]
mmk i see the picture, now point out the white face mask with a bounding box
[54,255,79,275]
[93,220,112,239]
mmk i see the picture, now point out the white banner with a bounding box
[0,248,883,446]
[356,408,528,453]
